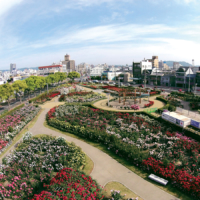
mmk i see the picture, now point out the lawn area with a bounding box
[82,154,94,175]
[104,181,143,200]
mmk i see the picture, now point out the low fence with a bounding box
[144,107,158,114]
[176,107,200,120]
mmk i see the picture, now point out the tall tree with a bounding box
[67,71,80,82]
[25,76,37,99]
[37,76,46,94]
[55,72,67,84]
[45,75,54,93]
[12,80,28,103]
[1,83,14,110]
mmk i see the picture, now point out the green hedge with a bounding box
[29,84,65,103]
[0,104,24,119]
[47,118,149,165]
[156,96,169,104]
[156,96,176,112]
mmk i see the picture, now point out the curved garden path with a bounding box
[30,106,177,200]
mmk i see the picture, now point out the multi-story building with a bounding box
[175,67,195,88]
[196,69,200,87]
[148,56,159,68]
[90,64,107,77]
[173,62,180,70]
[159,61,169,70]
[132,59,152,83]
[10,63,16,73]
[38,64,63,75]
[62,54,75,73]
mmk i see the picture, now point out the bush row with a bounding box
[0,104,24,119]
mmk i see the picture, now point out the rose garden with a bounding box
[0,83,199,200]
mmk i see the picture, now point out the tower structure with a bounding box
[62,54,75,73]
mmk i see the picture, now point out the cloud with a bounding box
[0,0,24,16]
[28,24,176,49]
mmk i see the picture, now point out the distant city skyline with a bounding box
[0,0,200,69]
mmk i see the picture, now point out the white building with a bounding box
[140,60,152,72]
[38,64,63,75]
[90,64,106,77]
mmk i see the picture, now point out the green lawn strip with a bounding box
[0,109,44,160]
[82,154,94,175]
[104,181,143,200]
[44,121,193,200]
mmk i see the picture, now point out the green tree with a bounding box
[25,76,37,99]
[37,76,46,94]
[12,80,28,103]
[67,71,80,82]
[1,83,14,110]
[55,72,67,84]
[45,74,55,93]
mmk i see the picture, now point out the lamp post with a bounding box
[188,67,191,93]
[195,83,197,95]
[147,89,151,101]
[156,68,157,86]
[118,77,123,87]
[144,65,146,89]
[106,93,110,107]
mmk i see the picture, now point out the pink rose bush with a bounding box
[0,134,87,199]
[0,105,40,155]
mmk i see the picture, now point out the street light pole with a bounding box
[156,68,157,86]
[195,83,197,95]
[188,67,191,92]
[147,89,150,101]
[144,65,146,89]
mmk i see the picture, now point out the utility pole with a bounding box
[144,65,146,89]
[188,67,191,92]
[156,67,158,86]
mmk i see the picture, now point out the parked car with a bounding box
[124,83,130,86]
[139,84,144,88]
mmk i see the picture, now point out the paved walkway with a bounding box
[29,109,178,200]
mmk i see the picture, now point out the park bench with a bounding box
[148,174,168,185]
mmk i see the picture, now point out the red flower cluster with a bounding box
[0,139,8,150]
[47,107,56,120]
[89,85,97,89]
[67,92,92,96]
[102,86,122,92]
[48,92,60,98]
[144,101,154,108]
[150,91,159,95]
[142,157,200,198]
[32,168,104,200]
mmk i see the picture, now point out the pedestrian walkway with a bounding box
[29,109,178,200]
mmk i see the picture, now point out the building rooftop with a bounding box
[38,65,62,69]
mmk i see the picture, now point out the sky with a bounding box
[0,0,200,69]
